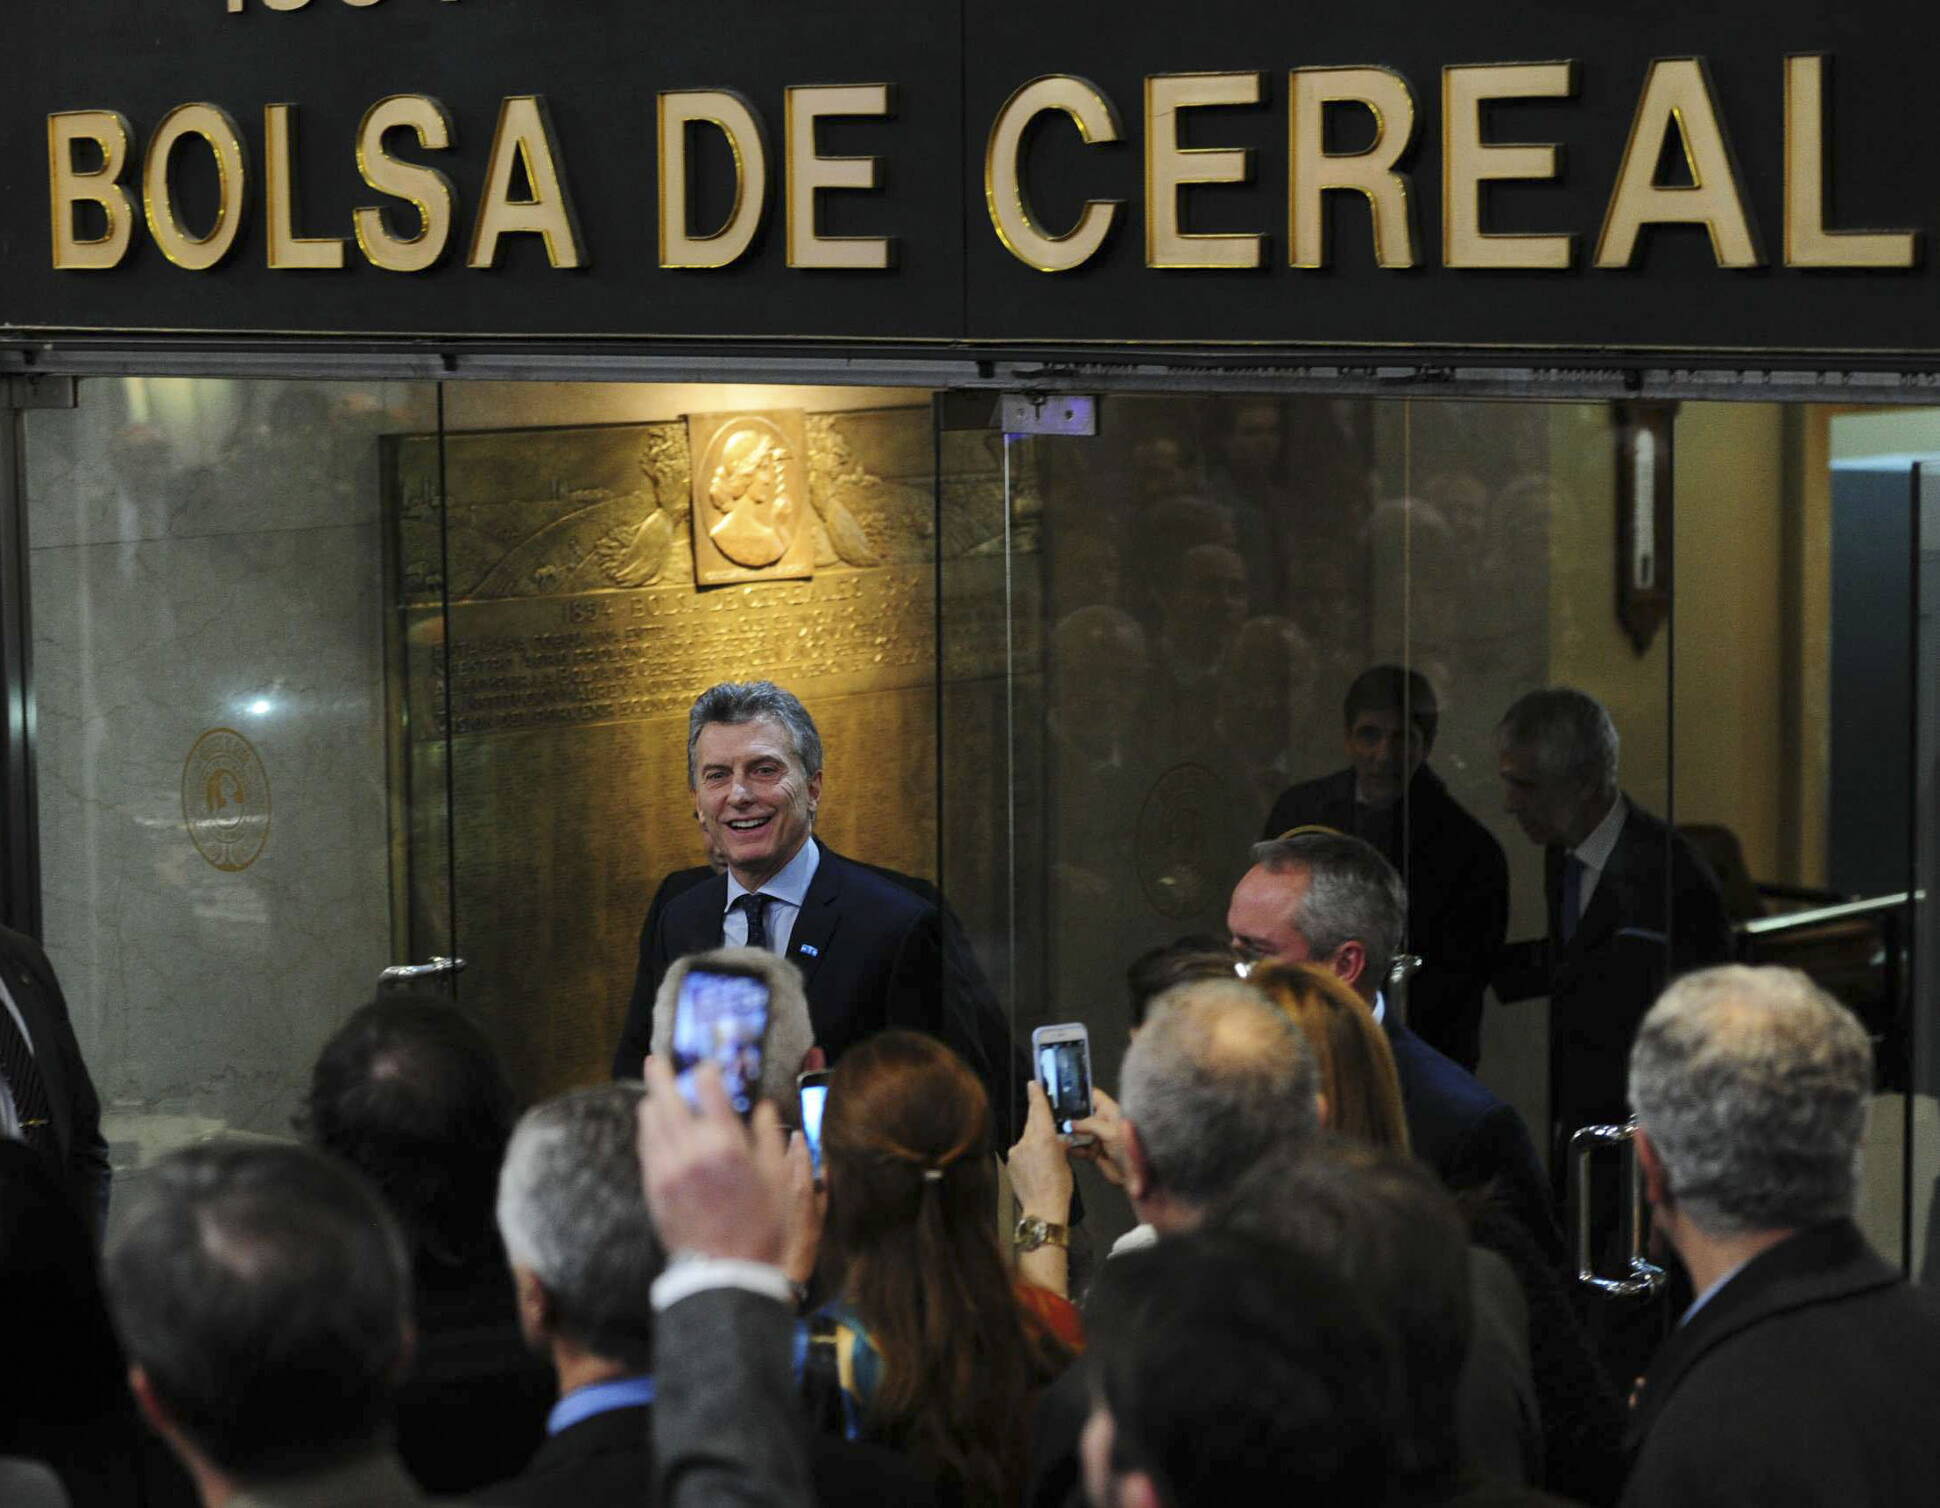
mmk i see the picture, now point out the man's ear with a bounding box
[512,1265,554,1349]
[1327,940,1368,993]
[1634,1126,1671,1211]
[1314,1091,1331,1130]
[128,1364,172,1439]
[801,1046,827,1073]
[1122,1118,1156,1202]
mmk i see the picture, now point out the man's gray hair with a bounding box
[648,947,815,1112]
[1497,687,1620,797]
[1250,832,1405,985]
[496,1084,660,1370]
[1628,965,1873,1236]
[1120,977,1320,1207]
[687,680,824,785]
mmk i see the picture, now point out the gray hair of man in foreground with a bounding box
[648,946,816,1113]
[1250,830,1406,986]
[1628,964,1872,1236]
[496,1083,660,1371]
[104,1142,411,1481]
[1121,976,1320,1208]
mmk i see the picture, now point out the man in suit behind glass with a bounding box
[1261,665,1509,1072]
[1492,688,1731,1172]
[615,681,1022,1135]
[479,1083,934,1508]
[0,921,110,1232]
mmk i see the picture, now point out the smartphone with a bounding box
[672,966,772,1116]
[1031,1022,1094,1139]
[797,1069,831,1176]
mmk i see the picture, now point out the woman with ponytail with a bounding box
[809,1029,1079,1508]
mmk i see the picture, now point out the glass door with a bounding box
[17,375,450,1225]
[943,390,1695,1306]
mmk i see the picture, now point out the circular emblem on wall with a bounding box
[182,728,271,873]
[1134,762,1232,920]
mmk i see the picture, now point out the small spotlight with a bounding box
[247,699,272,717]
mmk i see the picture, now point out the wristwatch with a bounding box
[1013,1214,1069,1253]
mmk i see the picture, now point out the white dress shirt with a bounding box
[1565,794,1628,928]
[722,837,821,957]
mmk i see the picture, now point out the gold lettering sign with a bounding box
[785,83,895,270]
[1145,71,1263,270]
[1442,62,1573,270]
[1595,57,1761,268]
[142,103,247,270]
[1289,66,1417,269]
[687,410,816,586]
[266,103,348,270]
[658,89,768,269]
[1783,54,1915,269]
[985,74,1122,273]
[354,94,456,272]
[48,110,136,271]
[467,95,586,269]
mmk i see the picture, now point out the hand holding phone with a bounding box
[1031,1023,1094,1144]
[797,1069,830,1178]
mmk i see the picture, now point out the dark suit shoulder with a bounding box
[1262,769,1356,840]
[470,1407,647,1508]
[1411,769,1508,868]
[656,870,731,935]
[815,849,937,923]
[1623,1271,1940,1508]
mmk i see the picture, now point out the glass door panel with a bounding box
[21,376,445,1225]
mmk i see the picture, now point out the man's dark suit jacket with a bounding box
[615,841,1029,1141]
[1621,1220,1940,1507]
[1496,801,1731,1156]
[0,924,110,1231]
[1263,765,1509,1071]
[1384,1014,1564,1267]
[474,1397,939,1508]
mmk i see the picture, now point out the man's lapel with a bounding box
[1,948,73,1156]
[785,843,842,992]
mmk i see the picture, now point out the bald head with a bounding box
[1629,965,1872,1236]
[1120,977,1320,1208]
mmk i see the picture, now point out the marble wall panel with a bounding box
[27,378,430,1171]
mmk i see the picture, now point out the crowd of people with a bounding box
[4,676,1940,1507]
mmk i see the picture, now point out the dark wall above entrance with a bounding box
[7,0,1940,361]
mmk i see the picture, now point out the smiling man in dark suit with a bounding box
[614,682,1018,1130]
[0,921,110,1233]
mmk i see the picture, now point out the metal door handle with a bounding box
[378,955,467,984]
[1570,1119,1668,1299]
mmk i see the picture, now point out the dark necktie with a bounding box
[735,893,772,951]
[0,995,56,1159]
[1560,854,1586,945]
